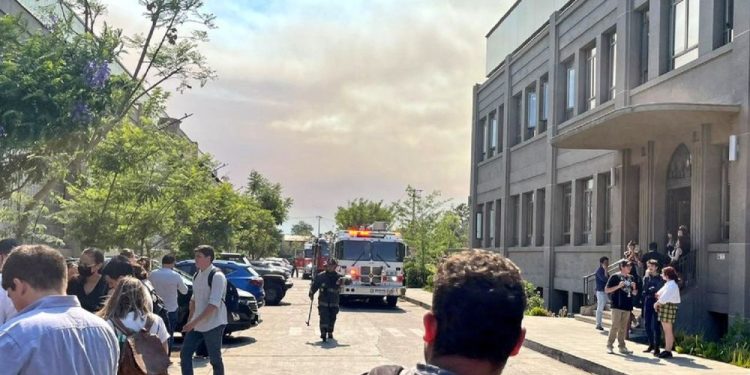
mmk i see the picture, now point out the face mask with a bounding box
[78,265,93,278]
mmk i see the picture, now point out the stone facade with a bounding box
[470,0,748,338]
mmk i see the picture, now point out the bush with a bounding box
[524,281,544,311]
[527,306,553,317]
[674,317,750,368]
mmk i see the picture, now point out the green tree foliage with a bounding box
[245,170,292,226]
[291,221,314,237]
[334,198,394,229]
[1,0,216,235]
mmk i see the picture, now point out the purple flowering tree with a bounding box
[1,0,216,239]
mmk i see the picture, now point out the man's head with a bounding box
[423,250,526,374]
[1,245,66,311]
[99,255,134,289]
[647,259,659,274]
[0,238,20,269]
[78,247,105,279]
[599,256,609,268]
[120,249,137,265]
[194,245,215,271]
[619,261,632,275]
[162,254,176,268]
[325,258,338,272]
[648,242,658,252]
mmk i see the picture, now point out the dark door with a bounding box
[666,187,691,237]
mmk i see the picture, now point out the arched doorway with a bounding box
[666,144,691,237]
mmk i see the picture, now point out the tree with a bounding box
[60,120,216,254]
[244,170,292,225]
[291,221,314,237]
[2,0,216,236]
[334,198,394,229]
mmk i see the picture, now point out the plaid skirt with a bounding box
[658,303,679,323]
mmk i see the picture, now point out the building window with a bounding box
[719,0,734,46]
[539,75,549,134]
[509,195,519,246]
[512,94,522,146]
[581,178,594,244]
[475,209,483,241]
[606,31,616,101]
[561,183,572,244]
[584,45,597,111]
[488,202,495,243]
[494,200,502,245]
[478,118,486,162]
[564,59,576,121]
[489,111,497,158]
[671,0,699,69]
[601,172,612,244]
[721,147,730,242]
[525,87,537,140]
[497,105,504,153]
[536,189,546,246]
[639,7,650,84]
[522,192,534,246]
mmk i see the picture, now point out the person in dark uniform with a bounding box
[309,258,343,342]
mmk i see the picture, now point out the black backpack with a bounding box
[142,281,169,327]
[194,269,240,312]
[363,365,404,375]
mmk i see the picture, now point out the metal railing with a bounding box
[582,258,626,306]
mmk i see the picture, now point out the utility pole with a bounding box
[408,187,424,282]
[316,215,322,237]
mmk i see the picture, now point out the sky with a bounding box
[106,0,514,234]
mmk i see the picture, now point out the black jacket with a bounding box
[310,271,342,307]
[642,273,665,301]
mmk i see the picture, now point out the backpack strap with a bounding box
[111,316,136,337]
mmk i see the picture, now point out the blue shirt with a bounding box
[595,266,608,292]
[0,295,119,375]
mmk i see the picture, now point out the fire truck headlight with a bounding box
[390,276,399,282]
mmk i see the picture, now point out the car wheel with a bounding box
[265,284,283,305]
[386,296,398,308]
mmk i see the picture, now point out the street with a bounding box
[171,279,590,375]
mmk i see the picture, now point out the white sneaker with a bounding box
[607,347,614,354]
[619,347,633,354]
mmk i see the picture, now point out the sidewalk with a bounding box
[401,288,749,375]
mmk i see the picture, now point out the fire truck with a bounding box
[333,223,407,307]
[300,238,330,279]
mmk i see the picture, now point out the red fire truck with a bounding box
[297,238,330,279]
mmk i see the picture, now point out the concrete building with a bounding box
[469,0,747,337]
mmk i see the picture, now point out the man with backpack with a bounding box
[180,245,227,375]
[0,245,119,374]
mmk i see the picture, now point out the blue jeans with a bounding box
[643,297,661,348]
[166,311,178,354]
[180,324,225,375]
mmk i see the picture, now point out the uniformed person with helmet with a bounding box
[309,258,344,342]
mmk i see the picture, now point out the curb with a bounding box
[522,339,628,375]
[400,294,431,310]
[401,292,627,375]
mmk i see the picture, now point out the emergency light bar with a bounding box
[345,229,401,238]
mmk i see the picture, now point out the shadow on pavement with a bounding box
[305,339,351,349]
[664,356,712,369]
[223,336,256,348]
[340,300,406,314]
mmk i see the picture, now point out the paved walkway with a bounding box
[402,288,749,375]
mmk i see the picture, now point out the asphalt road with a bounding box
[171,279,589,375]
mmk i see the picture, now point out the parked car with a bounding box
[218,252,250,264]
[171,268,261,336]
[175,260,266,307]
[262,257,294,273]
[248,260,294,305]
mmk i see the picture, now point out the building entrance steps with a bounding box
[401,288,745,374]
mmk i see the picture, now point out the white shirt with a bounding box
[148,268,188,313]
[107,311,169,343]
[0,273,18,324]
[190,265,227,332]
[656,279,681,304]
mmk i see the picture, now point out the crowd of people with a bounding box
[0,237,531,375]
[593,226,688,359]
[0,239,230,375]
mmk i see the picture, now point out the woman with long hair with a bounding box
[98,276,170,354]
[655,266,681,358]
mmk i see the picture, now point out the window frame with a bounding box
[539,75,549,134]
[584,44,597,111]
[606,31,617,102]
[564,59,576,121]
[670,0,700,69]
[510,195,520,246]
[522,192,534,246]
[475,209,483,241]
[561,183,572,245]
[489,111,498,157]
[525,86,538,140]
[639,7,650,85]
[581,178,594,244]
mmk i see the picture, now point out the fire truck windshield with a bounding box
[337,240,404,262]
[303,242,330,258]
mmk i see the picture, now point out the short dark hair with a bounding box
[194,245,215,261]
[646,259,659,266]
[431,249,525,368]
[0,238,20,255]
[162,254,176,265]
[619,261,633,269]
[1,245,66,292]
[599,256,609,264]
[99,255,134,279]
[81,247,105,264]
[648,242,658,251]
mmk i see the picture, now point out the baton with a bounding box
[306,295,313,326]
